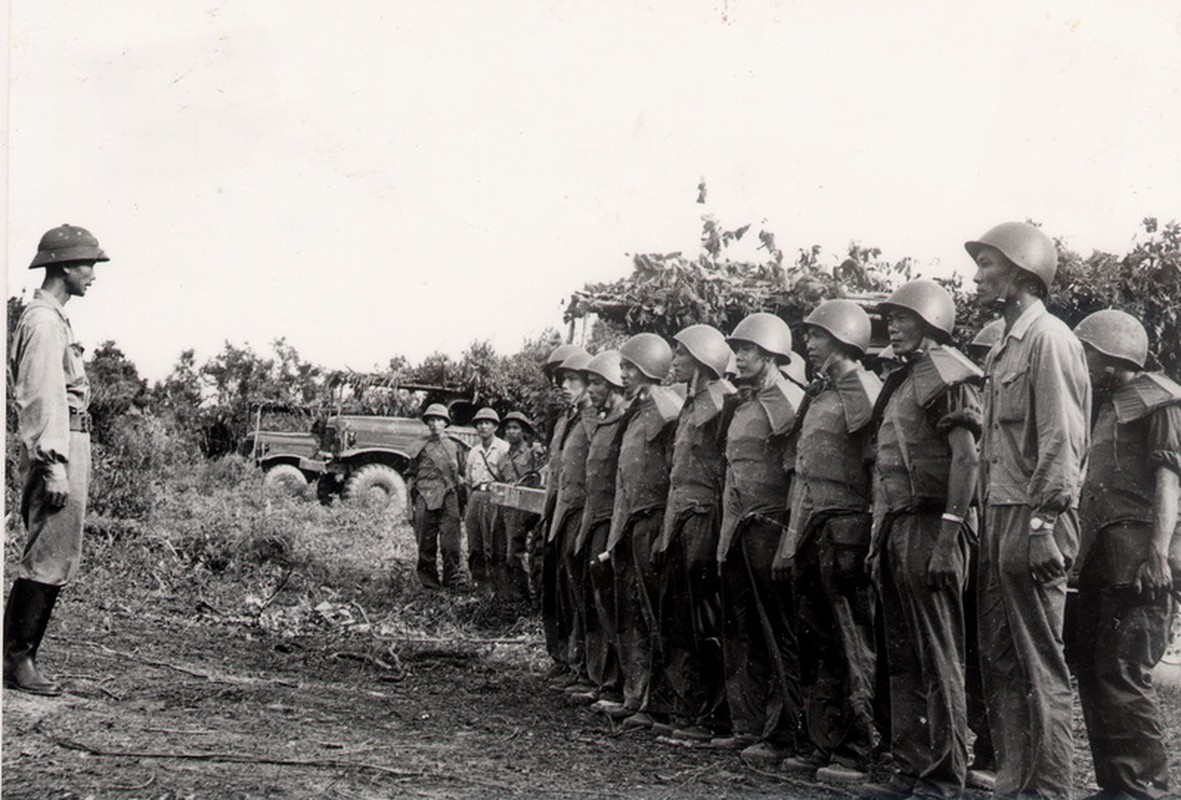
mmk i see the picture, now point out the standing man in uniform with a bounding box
[653,324,737,742]
[1069,310,1178,799]
[406,404,467,591]
[465,407,510,594]
[495,411,546,601]
[574,351,628,707]
[970,221,1090,798]
[776,299,881,783]
[598,333,680,727]
[5,224,108,696]
[869,281,983,797]
[714,313,804,763]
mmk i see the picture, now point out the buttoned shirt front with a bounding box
[466,436,510,489]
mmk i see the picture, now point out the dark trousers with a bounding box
[614,511,669,713]
[464,490,495,588]
[793,515,878,765]
[556,510,587,676]
[964,539,994,769]
[586,519,621,694]
[978,504,1076,798]
[1067,525,1173,799]
[414,495,462,589]
[880,511,969,797]
[720,519,801,745]
[493,508,534,601]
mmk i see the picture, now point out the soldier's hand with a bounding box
[1134,549,1172,599]
[865,552,882,588]
[771,552,793,583]
[926,521,963,591]
[650,541,666,569]
[1028,534,1066,584]
[44,475,69,509]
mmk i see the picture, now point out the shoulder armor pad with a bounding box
[690,379,735,427]
[667,382,689,401]
[758,375,804,436]
[911,346,984,408]
[1114,372,1181,424]
[643,386,682,441]
[836,368,881,433]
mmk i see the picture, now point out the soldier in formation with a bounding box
[526,219,1176,800]
[464,407,510,593]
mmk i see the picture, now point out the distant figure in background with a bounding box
[465,407,509,594]
[495,411,545,601]
[406,404,467,590]
[5,224,108,696]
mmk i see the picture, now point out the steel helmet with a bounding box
[803,299,872,354]
[1074,309,1149,369]
[29,223,109,269]
[726,312,794,362]
[968,319,1005,354]
[673,324,730,380]
[965,222,1058,292]
[472,407,501,425]
[619,333,673,381]
[558,349,594,374]
[422,403,451,424]
[501,411,535,435]
[584,350,623,388]
[879,280,956,341]
[545,343,585,373]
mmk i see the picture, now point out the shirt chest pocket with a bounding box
[65,341,86,375]
[995,368,1029,423]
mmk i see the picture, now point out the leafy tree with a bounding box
[86,341,150,445]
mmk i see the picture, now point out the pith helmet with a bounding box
[965,222,1058,292]
[620,333,673,381]
[674,324,730,380]
[1074,309,1148,369]
[29,224,109,269]
[726,312,794,362]
[968,319,1005,355]
[545,343,585,373]
[558,349,594,374]
[422,403,451,424]
[879,280,956,341]
[803,299,872,354]
[584,350,623,388]
[501,411,535,435]
[472,407,501,425]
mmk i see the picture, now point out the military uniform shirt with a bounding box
[413,438,463,510]
[466,436,510,488]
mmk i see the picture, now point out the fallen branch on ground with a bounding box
[87,643,298,688]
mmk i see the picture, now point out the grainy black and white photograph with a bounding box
[4,2,1181,798]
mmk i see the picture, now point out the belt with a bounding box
[69,411,92,433]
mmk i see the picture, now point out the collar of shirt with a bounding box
[1002,299,1046,344]
[31,288,71,326]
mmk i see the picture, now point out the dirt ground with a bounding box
[4,524,1180,799]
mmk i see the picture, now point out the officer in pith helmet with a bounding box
[1068,309,1179,799]
[712,312,805,762]
[495,411,546,601]
[777,299,881,782]
[595,333,681,728]
[465,407,510,594]
[969,221,1090,797]
[5,224,108,696]
[406,403,467,590]
[867,280,984,796]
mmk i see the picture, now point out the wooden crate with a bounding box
[489,482,546,514]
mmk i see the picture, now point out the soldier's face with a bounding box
[887,308,926,356]
[973,247,1017,306]
[560,371,586,405]
[426,417,447,437]
[671,343,697,383]
[805,326,840,369]
[586,375,613,409]
[620,360,647,397]
[476,420,496,439]
[504,422,524,444]
[1084,346,1119,390]
[62,262,97,297]
[732,342,772,381]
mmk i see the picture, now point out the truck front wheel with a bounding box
[342,464,407,516]
[263,464,309,497]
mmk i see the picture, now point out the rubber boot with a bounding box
[3,578,63,696]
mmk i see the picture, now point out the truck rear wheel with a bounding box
[263,464,308,497]
[343,464,407,515]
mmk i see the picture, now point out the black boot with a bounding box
[3,578,63,696]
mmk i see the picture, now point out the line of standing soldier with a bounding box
[533,221,1180,800]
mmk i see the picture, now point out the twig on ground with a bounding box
[257,568,294,613]
[45,734,422,780]
[197,597,226,616]
[740,760,856,798]
[88,643,298,688]
[328,651,396,671]
[145,728,217,735]
[110,772,156,791]
[655,764,712,800]
[394,637,533,646]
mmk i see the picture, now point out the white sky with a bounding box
[5,1,1180,382]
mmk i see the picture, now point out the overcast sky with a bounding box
[5,1,1180,382]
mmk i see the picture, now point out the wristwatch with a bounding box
[1029,516,1055,533]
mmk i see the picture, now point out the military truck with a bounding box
[311,379,480,515]
[243,402,326,495]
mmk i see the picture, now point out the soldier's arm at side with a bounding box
[1028,330,1090,518]
[14,314,72,508]
[1145,404,1181,594]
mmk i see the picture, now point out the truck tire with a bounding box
[264,464,308,497]
[343,464,407,515]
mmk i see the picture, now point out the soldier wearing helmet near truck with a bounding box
[776,299,881,783]
[712,313,805,763]
[5,224,108,696]
[595,333,680,729]
[1067,310,1179,799]
[866,280,983,797]
[494,411,546,601]
[970,221,1090,798]
[406,404,468,590]
[465,407,510,594]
